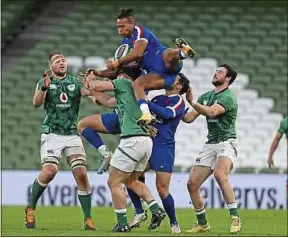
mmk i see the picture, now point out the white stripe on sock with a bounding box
[195,207,205,215]
[77,190,91,196]
[227,202,237,210]
[37,177,48,187]
[148,200,157,208]
[115,208,127,214]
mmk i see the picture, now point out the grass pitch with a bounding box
[1,206,287,236]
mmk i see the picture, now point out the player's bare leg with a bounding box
[107,166,131,232]
[214,157,242,233]
[156,171,181,233]
[186,166,212,233]
[125,171,166,231]
[77,114,112,174]
[131,74,166,125]
[25,163,57,229]
[69,155,96,230]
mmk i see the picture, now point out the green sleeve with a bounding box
[278,117,288,135]
[197,93,205,104]
[76,78,84,94]
[36,78,44,90]
[112,78,122,92]
[217,94,237,111]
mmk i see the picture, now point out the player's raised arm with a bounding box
[89,92,116,108]
[182,110,200,123]
[85,72,115,92]
[33,70,51,108]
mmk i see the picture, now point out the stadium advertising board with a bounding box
[2,171,286,210]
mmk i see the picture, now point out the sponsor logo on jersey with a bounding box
[60,92,68,103]
[68,84,75,91]
[207,118,219,123]
[196,158,201,162]
[56,104,71,108]
[49,84,57,89]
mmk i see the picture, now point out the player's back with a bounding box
[151,95,185,145]
[112,77,149,138]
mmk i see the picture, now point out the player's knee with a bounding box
[156,184,169,199]
[73,166,88,184]
[77,119,85,134]
[187,178,200,193]
[214,170,228,185]
[107,176,115,188]
[40,163,58,182]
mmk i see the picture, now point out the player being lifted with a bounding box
[103,8,195,125]
[25,53,96,230]
[83,59,167,232]
[183,64,242,234]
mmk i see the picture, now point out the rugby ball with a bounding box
[114,44,133,60]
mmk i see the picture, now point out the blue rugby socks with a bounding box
[162,193,177,225]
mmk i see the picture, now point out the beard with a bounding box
[212,79,224,86]
[55,71,66,77]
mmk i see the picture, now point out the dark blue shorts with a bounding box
[101,112,120,135]
[149,143,175,173]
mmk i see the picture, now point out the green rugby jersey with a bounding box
[278,116,288,140]
[197,88,238,144]
[36,74,83,135]
[112,77,149,138]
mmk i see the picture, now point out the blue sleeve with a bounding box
[166,96,185,118]
[148,102,174,120]
[148,96,185,119]
[134,26,150,43]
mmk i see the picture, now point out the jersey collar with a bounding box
[214,87,229,95]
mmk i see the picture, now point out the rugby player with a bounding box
[183,64,242,234]
[106,8,195,125]
[83,61,167,232]
[25,53,96,230]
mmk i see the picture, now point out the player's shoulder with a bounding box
[66,74,78,82]
[168,94,183,103]
[201,90,214,98]
[151,94,166,102]
[224,88,237,100]
[281,116,288,126]
[135,25,152,35]
[113,77,131,88]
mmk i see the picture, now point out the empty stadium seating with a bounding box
[2,1,287,171]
